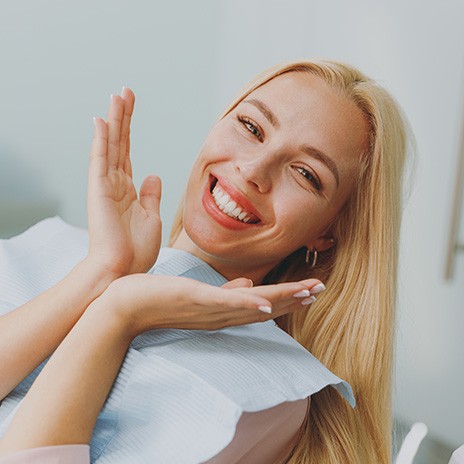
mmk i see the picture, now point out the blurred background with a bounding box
[0,1,463,462]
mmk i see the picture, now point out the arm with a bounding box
[0,274,321,457]
[0,289,130,455]
[0,259,117,401]
[0,88,162,400]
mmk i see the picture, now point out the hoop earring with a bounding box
[305,248,318,268]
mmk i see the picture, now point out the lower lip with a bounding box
[202,183,257,231]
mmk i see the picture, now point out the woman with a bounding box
[0,59,408,463]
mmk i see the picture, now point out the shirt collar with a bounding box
[149,247,228,287]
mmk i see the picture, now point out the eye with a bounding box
[237,115,263,141]
[294,166,322,191]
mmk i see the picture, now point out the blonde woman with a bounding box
[0,60,408,463]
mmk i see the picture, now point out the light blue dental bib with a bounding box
[0,217,354,463]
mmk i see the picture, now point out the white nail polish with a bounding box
[301,296,317,305]
[310,283,326,294]
[293,289,310,298]
[258,305,272,314]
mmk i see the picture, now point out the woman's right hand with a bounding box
[86,88,162,278]
[0,89,161,402]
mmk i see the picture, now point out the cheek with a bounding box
[200,124,245,164]
[274,189,333,241]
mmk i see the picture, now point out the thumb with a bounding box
[221,277,253,289]
[140,175,162,215]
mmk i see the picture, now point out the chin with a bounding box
[182,217,234,259]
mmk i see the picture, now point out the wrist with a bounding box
[74,258,122,295]
[86,288,134,345]
[100,274,166,340]
[48,258,121,322]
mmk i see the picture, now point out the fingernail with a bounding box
[93,116,96,125]
[293,289,310,298]
[310,283,326,294]
[301,296,317,305]
[121,86,126,94]
[258,305,272,314]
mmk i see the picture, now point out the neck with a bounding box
[171,228,290,333]
[170,228,275,285]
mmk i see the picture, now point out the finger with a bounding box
[191,283,271,313]
[88,117,108,180]
[241,280,318,301]
[271,297,316,319]
[119,87,135,171]
[140,175,162,215]
[297,278,324,290]
[269,292,318,313]
[308,282,326,295]
[106,95,124,170]
[123,146,133,178]
[184,279,315,325]
[125,121,132,175]
[177,280,274,327]
[221,278,253,290]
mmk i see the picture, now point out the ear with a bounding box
[306,235,335,253]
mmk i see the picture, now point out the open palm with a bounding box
[86,88,162,276]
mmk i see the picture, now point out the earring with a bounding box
[305,248,318,268]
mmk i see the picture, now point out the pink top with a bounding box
[0,445,90,464]
[0,397,309,464]
[205,397,310,463]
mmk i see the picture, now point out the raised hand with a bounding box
[104,274,324,338]
[87,88,162,276]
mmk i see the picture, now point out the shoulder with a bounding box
[204,397,310,464]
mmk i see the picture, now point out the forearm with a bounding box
[0,292,130,456]
[0,258,118,400]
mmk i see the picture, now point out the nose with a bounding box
[235,153,276,193]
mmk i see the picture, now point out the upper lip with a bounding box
[211,173,263,222]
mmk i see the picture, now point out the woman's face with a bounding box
[174,71,369,283]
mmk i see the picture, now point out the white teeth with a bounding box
[211,181,255,224]
[232,207,242,217]
[223,200,236,214]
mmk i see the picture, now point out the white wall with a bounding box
[212,0,464,448]
[309,0,464,447]
[1,0,463,451]
[0,0,222,240]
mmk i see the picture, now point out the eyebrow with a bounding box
[243,99,280,128]
[300,145,340,187]
[242,98,340,187]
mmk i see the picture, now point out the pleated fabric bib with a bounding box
[0,217,355,464]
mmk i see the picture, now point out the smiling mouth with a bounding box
[210,177,261,224]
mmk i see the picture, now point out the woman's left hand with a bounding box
[103,274,322,339]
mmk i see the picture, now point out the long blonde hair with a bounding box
[169,60,409,463]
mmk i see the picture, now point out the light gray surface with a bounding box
[0,202,59,239]
[393,419,455,464]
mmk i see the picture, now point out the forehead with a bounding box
[239,72,370,169]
